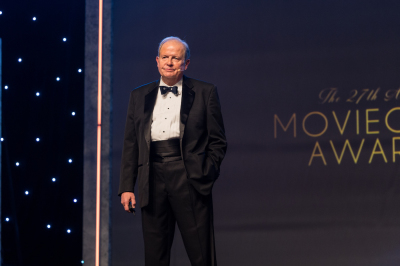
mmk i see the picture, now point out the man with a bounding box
[119,36,227,266]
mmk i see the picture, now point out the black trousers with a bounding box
[141,158,216,266]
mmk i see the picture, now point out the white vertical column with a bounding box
[84,1,112,265]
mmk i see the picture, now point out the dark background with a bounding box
[111,0,400,266]
[0,1,84,265]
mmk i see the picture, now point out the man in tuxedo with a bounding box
[118,36,227,266]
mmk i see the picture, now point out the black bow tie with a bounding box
[160,86,178,95]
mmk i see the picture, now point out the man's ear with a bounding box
[156,56,160,66]
[184,59,190,70]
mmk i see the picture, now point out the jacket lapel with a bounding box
[180,76,195,140]
[144,80,160,149]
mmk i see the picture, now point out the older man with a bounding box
[119,36,227,266]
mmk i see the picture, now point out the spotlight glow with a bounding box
[63,38,67,42]
[47,224,51,228]
[73,199,78,203]
[67,229,71,233]
[36,138,40,142]
[78,69,82,73]
[0,11,2,15]
[25,191,29,195]
[72,112,76,116]
[33,17,37,21]
[56,77,60,81]
[81,261,84,264]
[68,159,73,163]
[18,58,22,62]
[1,138,3,141]
[5,218,9,222]
[16,162,20,166]
[52,178,56,182]
[36,92,40,96]
[4,85,8,89]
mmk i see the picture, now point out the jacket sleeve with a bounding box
[204,86,227,179]
[118,91,139,196]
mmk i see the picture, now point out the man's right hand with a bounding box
[121,192,136,213]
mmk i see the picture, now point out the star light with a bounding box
[25,191,29,195]
[81,261,84,264]
[18,58,22,62]
[47,224,51,229]
[1,138,3,142]
[78,69,82,73]
[4,85,8,90]
[16,162,20,166]
[36,92,40,96]
[5,218,9,222]
[73,199,78,203]
[72,112,76,116]
[63,38,67,42]
[0,11,3,15]
[52,178,56,182]
[68,159,73,163]
[56,77,60,81]
[33,17,37,21]
[36,138,40,142]
[67,229,71,233]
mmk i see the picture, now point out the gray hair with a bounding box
[158,36,190,61]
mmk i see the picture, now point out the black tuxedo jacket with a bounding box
[119,76,227,208]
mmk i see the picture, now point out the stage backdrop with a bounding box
[111,1,400,265]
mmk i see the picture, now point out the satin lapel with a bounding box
[180,77,195,140]
[144,82,159,148]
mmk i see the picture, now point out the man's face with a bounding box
[156,40,190,84]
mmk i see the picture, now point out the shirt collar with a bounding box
[159,78,183,88]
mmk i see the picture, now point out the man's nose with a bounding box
[166,58,173,65]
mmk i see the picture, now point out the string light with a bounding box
[0,4,84,264]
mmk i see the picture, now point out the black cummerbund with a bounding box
[150,139,181,163]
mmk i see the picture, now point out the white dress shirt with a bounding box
[151,78,182,141]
